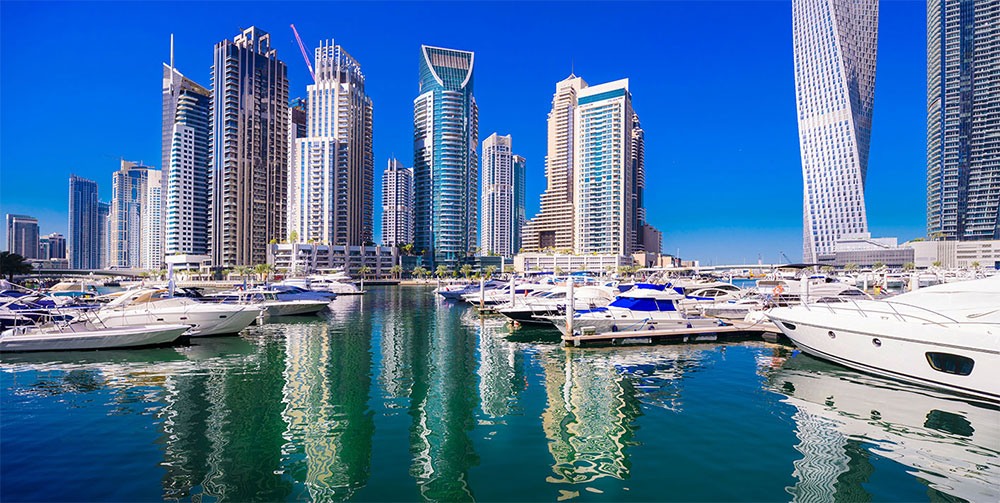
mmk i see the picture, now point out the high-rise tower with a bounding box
[522,75,587,252]
[574,79,640,256]
[413,45,478,269]
[381,158,413,247]
[68,175,102,269]
[926,0,1000,241]
[288,40,374,246]
[793,0,879,262]
[110,160,156,269]
[163,42,211,257]
[209,27,289,267]
[5,214,39,259]
[480,133,523,257]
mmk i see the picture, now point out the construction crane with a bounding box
[780,251,792,264]
[290,24,315,82]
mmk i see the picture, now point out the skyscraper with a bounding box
[163,47,211,257]
[68,174,101,269]
[210,27,289,267]
[512,154,526,254]
[793,0,878,262]
[926,0,1000,241]
[286,97,307,241]
[142,169,164,269]
[574,79,642,256]
[480,133,524,257]
[522,75,588,252]
[42,233,66,260]
[97,201,110,269]
[288,40,374,246]
[381,158,413,247]
[413,45,478,269]
[110,160,156,268]
[5,214,39,259]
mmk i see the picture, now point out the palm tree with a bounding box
[460,264,473,280]
[232,265,253,285]
[358,265,372,279]
[435,265,448,279]
[932,260,942,268]
[903,262,915,271]
[289,230,299,243]
[844,263,859,272]
[554,266,564,276]
[253,263,274,282]
[402,243,414,256]
[483,265,497,280]
[972,261,980,269]
[413,266,428,280]
[390,264,402,279]
[872,261,885,270]
[0,252,33,280]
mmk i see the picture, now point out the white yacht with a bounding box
[498,285,617,325]
[543,285,724,336]
[87,289,261,337]
[1,321,189,352]
[436,280,502,300]
[305,274,363,295]
[698,276,868,320]
[206,289,330,317]
[462,283,552,306]
[767,276,1000,402]
[675,282,745,312]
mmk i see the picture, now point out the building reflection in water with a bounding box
[472,316,528,418]
[767,353,1000,503]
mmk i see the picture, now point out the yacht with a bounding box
[767,276,1000,402]
[542,284,724,336]
[498,285,617,325]
[675,282,745,312]
[1,321,189,352]
[436,280,502,300]
[206,289,330,317]
[462,283,552,306]
[305,274,363,295]
[698,276,868,320]
[86,289,261,337]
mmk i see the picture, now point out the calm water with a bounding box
[2,286,997,502]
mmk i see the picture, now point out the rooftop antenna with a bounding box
[170,33,174,71]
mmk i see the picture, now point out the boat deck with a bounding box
[561,320,782,346]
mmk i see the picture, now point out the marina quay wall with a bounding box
[513,252,631,273]
[268,243,396,277]
[903,240,1000,269]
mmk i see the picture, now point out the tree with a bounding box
[483,265,497,280]
[413,266,428,280]
[289,230,299,243]
[402,243,414,256]
[232,265,253,284]
[872,262,885,270]
[435,265,448,279]
[554,266,564,276]
[821,266,834,274]
[253,263,274,282]
[844,263,859,272]
[268,238,278,245]
[932,260,942,267]
[972,261,980,269]
[390,264,402,279]
[0,252,33,280]
[358,265,372,279]
[460,264,473,279]
[903,262,915,271]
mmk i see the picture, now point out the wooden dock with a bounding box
[562,320,783,347]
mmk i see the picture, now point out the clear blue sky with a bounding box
[0,1,927,264]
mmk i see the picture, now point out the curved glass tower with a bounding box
[413,45,478,269]
[793,0,878,262]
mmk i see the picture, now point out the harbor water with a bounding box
[2,286,997,501]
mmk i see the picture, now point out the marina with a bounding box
[1,283,998,501]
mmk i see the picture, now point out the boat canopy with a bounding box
[608,297,676,312]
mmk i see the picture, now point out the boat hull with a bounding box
[0,324,188,352]
[92,306,260,337]
[262,301,329,317]
[767,308,1000,402]
[547,315,722,337]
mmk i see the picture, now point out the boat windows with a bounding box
[925,352,974,376]
[781,322,797,330]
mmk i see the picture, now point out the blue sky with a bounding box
[0,1,927,264]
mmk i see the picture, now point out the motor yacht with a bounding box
[675,282,745,313]
[435,280,502,300]
[498,285,617,325]
[305,274,363,295]
[767,276,1000,402]
[206,289,330,317]
[542,284,724,336]
[1,321,189,352]
[462,283,552,306]
[87,289,261,337]
[698,276,868,320]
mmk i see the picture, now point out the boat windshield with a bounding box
[608,297,676,311]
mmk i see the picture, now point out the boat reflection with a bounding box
[767,353,1000,502]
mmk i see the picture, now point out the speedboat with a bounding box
[767,276,1000,402]
[1,321,189,352]
[498,285,617,325]
[206,289,330,317]
[541,284,724,336]
[86,288,261,337]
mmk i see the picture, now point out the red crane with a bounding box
[290,24,315,82]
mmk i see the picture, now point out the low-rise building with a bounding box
[816,233,914,269]
[268,243,396,278]
[513,252,631,274]
[903,239,1000,269]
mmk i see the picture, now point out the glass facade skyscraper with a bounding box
[68,174,102,269]
[288,40,374,246]
[480,133,522,257]
[209,27,289,267]
[110,160,156,269]
[5,214,39,259]
[413,45,478,269]
[793,0,878,263]
[926,0,1000,241]
[381,158,413,247]
[163,60,211,257]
